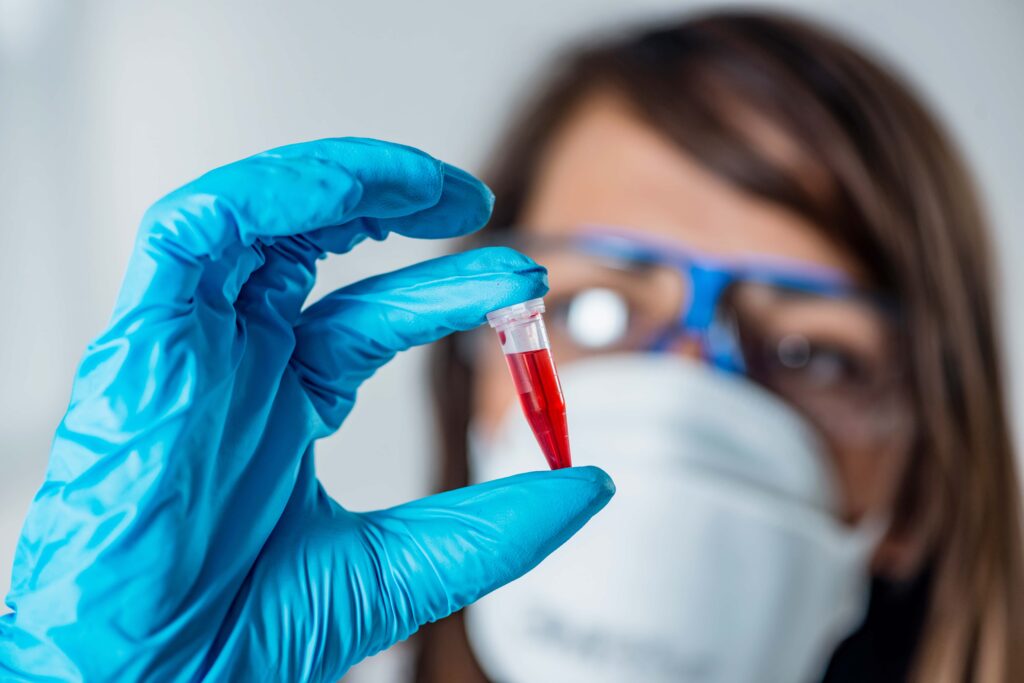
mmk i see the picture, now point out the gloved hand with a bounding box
[0,138,614,682]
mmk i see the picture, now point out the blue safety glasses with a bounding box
[568,226,889,374]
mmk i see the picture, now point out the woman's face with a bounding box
[474,92,912,554]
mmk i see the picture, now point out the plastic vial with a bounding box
[486,298,572,470]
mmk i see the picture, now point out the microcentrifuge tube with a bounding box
[486,298,572,470]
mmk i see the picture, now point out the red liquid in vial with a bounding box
[504,349,572,470]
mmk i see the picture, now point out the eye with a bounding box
[773,334,867,387]
[557,287,630,350]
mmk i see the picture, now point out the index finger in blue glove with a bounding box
[231,156,490,328]
[291,246,546,433]
[115,138,493,314]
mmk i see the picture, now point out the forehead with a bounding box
[518,91,867,282]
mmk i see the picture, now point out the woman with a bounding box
[416,10,1024,683]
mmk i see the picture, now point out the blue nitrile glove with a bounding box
[0,138,614,682]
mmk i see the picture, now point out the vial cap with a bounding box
[486,297,546,329]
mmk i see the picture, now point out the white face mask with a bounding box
[467,355,883,683]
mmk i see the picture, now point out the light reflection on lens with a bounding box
[565,288,630,350]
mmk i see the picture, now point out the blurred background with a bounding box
[0,1,1021,679]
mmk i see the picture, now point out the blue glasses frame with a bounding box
[571,226,889,374]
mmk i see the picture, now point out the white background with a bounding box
[1,1,1022,680]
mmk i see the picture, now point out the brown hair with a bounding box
[417,10,1024,682]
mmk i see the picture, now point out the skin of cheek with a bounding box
[474,92,911,543]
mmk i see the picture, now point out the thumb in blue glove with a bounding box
[0,138,613,682]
